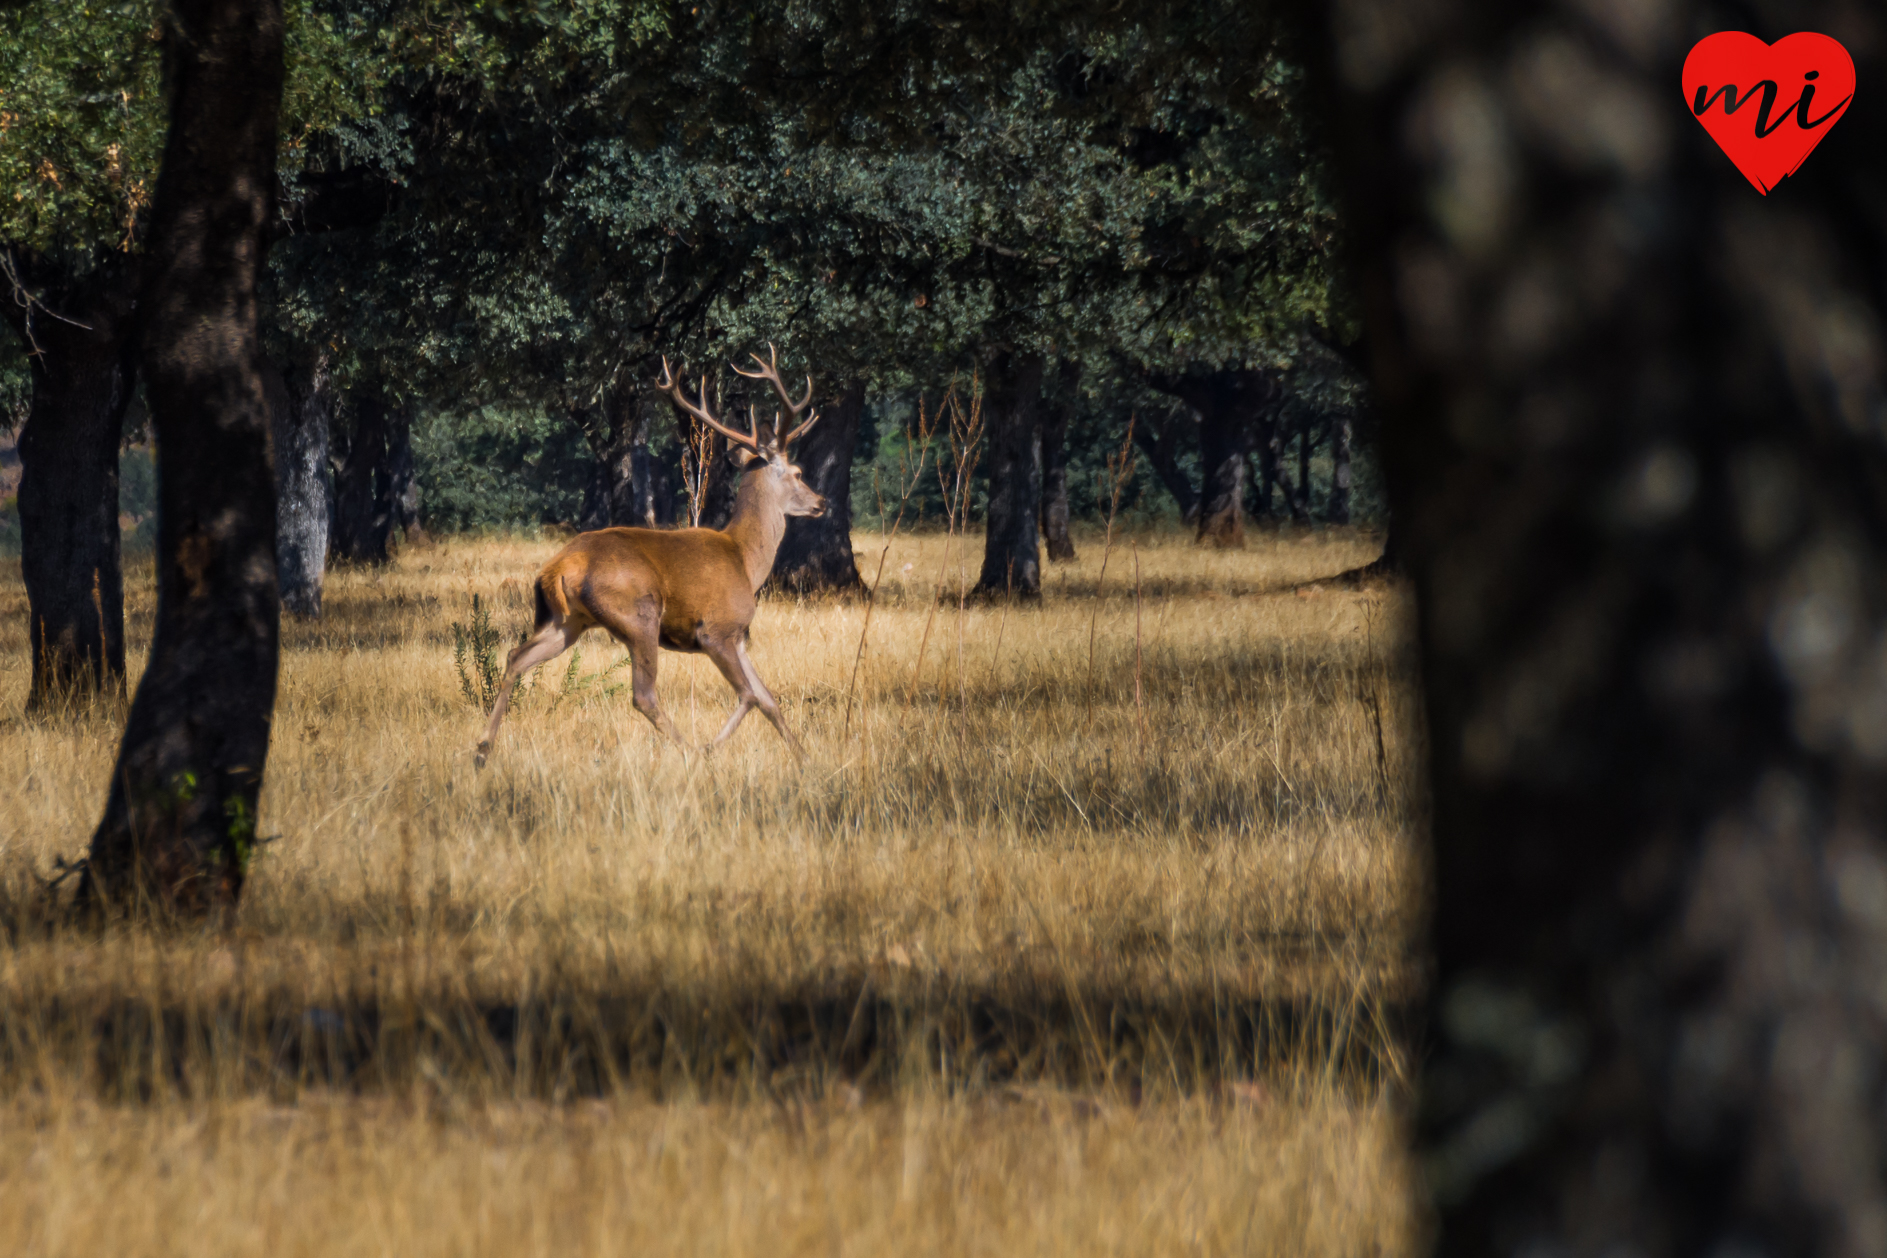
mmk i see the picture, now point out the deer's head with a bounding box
[733,447,826,518]
[659,345,829,519]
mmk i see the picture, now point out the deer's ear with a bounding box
[730,447,761,468]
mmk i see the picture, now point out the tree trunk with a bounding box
[626,395,665,526]
[697,436,741,529]
[770,378,865,595]
[1134,411,1200,524]
[387,414,418,541]
[578,464,609,532]
[600,396,650,527]
[975,351,1045,597]
[1259,410,1283,519]
[1040,360,1078,562]
[628,402,662,525]
[1,250,137,708]
[1164,370,1276,548]
[1195,382,1249,547]
[1328,523,1398,587]
[84,0,284,916]
[264,353,330,617]
[1335,0,1887,1251]
[331,391,407,563]
[579,385,661,530]
[645,424,683,526]
[1328,413,1352,525]
[1289,419,1317,522]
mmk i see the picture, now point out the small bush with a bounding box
[452,595,521,710]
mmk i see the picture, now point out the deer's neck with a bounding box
[723,475,787,593]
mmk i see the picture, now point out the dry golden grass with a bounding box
[0,1091,1413,1257]
[0,523,1423,1256]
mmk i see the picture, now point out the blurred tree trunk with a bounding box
[331,391,408,563]
[1040,360,1078,562]
[976,350,1045,596]
[770,378,865,594]
[1,249,136,707]
[263,353,331,617]
[1332,0,1887,1251]
[1328,413,1352,525]
[83,0,284,916]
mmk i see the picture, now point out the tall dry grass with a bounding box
[0,523,1424,1256]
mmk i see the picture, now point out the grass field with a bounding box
[0,523,1424,1256]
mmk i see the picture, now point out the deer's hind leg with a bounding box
[592,596,687,749]
[700,630,803,756]
[476,619,583,768]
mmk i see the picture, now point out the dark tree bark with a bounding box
[577,463,610,533]
[1155,370,1278,547]
[1,250,137,707]
[975,351,1045,597]
[84,0,285,915]
[1289,418,1318,523]
[1259,409,1284,519]
[1195,378,1252,547]
[331,390,409,563]
[770,378,865,594]
[263,353,330,617]
[578,384,663,531]
[1333,0,1887,1252]
[1328,413,1353,525]
[1040,360,1078,562]
[1134,411,1200,524]
[626,395,668,526]
[1327,523,1399,588]
[387,412,419,540]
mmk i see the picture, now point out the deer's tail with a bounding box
[533,569,569,629]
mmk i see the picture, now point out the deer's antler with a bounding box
[658,356,763,452]
[733,342,820,447]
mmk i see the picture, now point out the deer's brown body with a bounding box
[474,350,824,767]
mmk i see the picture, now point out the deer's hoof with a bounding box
[474,742,490,770]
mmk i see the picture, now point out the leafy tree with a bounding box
[0,0,391,692]
[325,0,1351,596]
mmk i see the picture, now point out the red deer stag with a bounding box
[474,347,826,767]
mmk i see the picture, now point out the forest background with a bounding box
[0,0,1372,616]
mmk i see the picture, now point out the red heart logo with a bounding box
[1683,32,1855,194]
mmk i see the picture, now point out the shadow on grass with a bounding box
[0,964,1414,1105]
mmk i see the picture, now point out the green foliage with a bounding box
[0,1,164,256]
[451,594,627,714]
[411,404,592,531]
[0,0,404,256]
[548,647,629,710]
[300,0,1351,426]
[5,1,1372,539]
